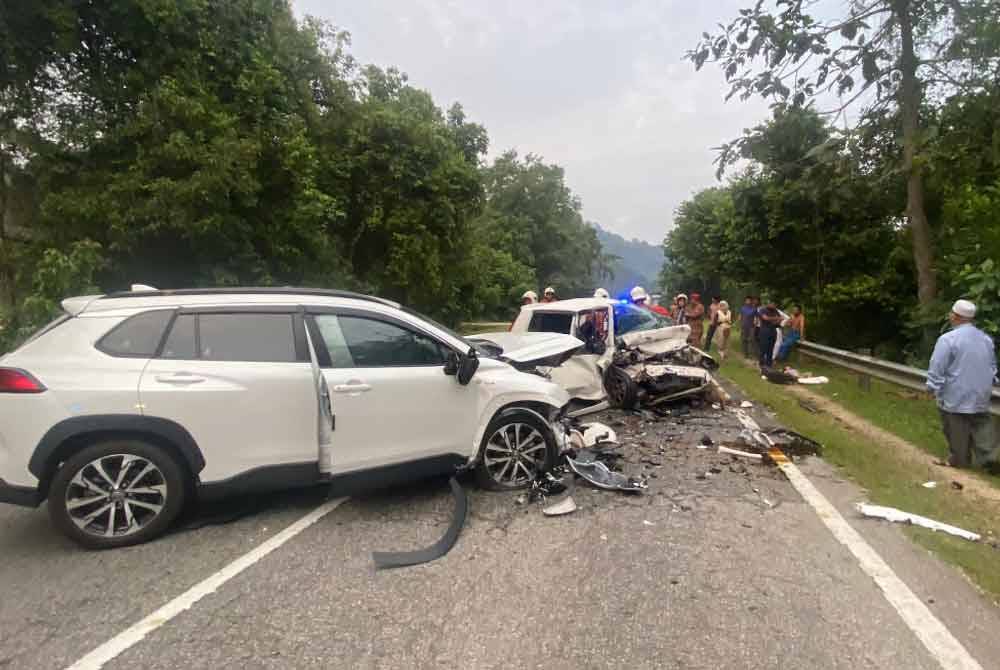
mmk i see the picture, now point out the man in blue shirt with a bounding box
[926,299,997,469]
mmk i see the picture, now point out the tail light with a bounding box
[0,368,46,393]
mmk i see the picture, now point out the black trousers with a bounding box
[939,410,996,467]
[758,328,777,367]
[704,324,718,351]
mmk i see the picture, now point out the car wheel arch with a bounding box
[30,416,205,500]
[470,399,562,466]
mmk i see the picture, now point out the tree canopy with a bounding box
[0,0,609,347]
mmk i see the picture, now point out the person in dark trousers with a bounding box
[757,302,782,368]
[751,296,762,357]
[926,300,998,470]
[704,296,721,351]
[739,296,756,357]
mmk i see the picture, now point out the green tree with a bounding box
[689,0,1000,326]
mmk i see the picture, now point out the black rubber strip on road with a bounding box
[371,476,469,570]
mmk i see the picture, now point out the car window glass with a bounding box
[613,303,671,336]
[527,312,573,334]
[338,316,446,367]
[160,314,197,359]
[98,310,172,357]
[313,315,355,368]
[198,314,296,362]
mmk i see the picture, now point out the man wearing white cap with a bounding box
[541,286,558,303]
[926,299,997,469]
[521,290,538,305]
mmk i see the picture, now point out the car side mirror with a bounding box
[457,349,479,386]
[444,351,460,376]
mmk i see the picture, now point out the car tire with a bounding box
[48,440,187,549]
[603,365,638,409]
[475,409,557,491]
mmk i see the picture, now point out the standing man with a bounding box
[521,290,538,306]
[673,294,689,324]
[542,286,558,303]
[757,302,781,368]
[739,296,756,358]
[926,300,997,470]
[686,293,706,347]
[704,296,722,351]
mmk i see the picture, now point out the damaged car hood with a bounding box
[469,332,584,369]
[618,325,691,355]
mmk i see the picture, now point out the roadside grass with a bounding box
[715,342,1000,602]
[715,332,1000,489]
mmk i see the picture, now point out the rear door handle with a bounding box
[333,382,371,395]
[155,373,205,385]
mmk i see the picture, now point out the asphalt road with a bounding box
[1,400,998,670]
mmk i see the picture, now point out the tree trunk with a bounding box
[896,0,938,310]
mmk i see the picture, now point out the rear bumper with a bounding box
[0,478,43,507]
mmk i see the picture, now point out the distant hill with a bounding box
[592,224,664,297]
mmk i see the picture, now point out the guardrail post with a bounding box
[857,348,872,391]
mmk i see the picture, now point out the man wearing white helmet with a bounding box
[594,288,610,299]
[521,290,538,306]
[926,299,997,470]
[631,286,669,317]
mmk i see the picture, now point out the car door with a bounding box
[138,309,318,483]
[307,310,478,475]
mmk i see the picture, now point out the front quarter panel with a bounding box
[467,359,569,462]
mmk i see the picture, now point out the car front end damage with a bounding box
[609,325,728,408]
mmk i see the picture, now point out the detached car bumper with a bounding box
[0,478,43,507]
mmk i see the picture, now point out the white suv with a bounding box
[0,287,572,548]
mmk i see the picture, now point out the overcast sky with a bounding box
[293,0,773,244]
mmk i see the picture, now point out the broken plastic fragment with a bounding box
[718,445,764,461]
[542,497,578,516]
[798,376,829,385]
[855,503,981,542]
[921,481,938,489]
[372,477,469,570]
[566,457,647,492]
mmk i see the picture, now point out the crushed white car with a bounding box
[470,298,725,414]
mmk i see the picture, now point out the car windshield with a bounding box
[613,302,673,336]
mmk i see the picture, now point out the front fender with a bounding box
[468,389,568,465]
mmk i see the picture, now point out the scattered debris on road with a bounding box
[542,496,578,516]
[922,481,938,489]
[718,445,764,461]
[566,457,648,492]
[740,400,754,408]
[855,503,981,542]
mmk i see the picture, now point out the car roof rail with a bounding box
[99,286,400,308]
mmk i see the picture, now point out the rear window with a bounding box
[527,312,573,334]
[198,314,297,362]
[97,311,173,357]
[7,312,72,354]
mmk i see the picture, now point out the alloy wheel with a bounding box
[64,454,168,539]
[483,423,547,487]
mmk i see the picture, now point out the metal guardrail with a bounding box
[796,340,1000,418]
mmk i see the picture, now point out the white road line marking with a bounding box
[735,408,983,670]
[777,463,982,670]
[66,497,347,670]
